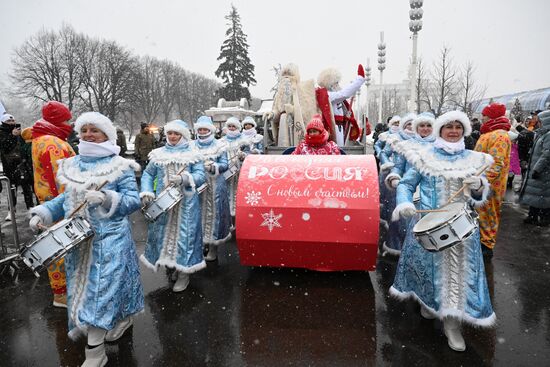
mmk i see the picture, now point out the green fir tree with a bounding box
[215,5,256,101]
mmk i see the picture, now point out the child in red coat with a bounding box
[292,114,341,155]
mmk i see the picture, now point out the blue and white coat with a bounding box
[390,145,496,326]
[140,144,206,273]
[193,138,232,246]
[222,133,255,217]
[31,155,144,339]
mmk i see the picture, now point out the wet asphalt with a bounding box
[0,189,549,367]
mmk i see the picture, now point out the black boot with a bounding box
[481,245,493,259]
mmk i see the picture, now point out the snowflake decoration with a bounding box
[245,190,262,206]
[260,209,283,232]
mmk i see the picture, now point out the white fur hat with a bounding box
[194,115,216,134]
[317,68,341,89]
[75,112,117,144]
[388,115,401,125]
[164,119,191,140]
[242,116,257,128]
[400,113,417,131]
[1,114,14,123]
[225,116,242,130]
[433,111,472,137]
[412,112,436,132]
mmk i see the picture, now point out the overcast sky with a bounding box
[2,0,550,101]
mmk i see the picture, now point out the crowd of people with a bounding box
[1,97,549,364]
[373,104,550,352]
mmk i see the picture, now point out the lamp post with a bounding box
[365,59,372,130]
[408,0,424,113]
[377,32,386,124]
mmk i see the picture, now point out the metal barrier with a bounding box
[0,175,21,269]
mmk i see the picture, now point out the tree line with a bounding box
[9,25,221,137]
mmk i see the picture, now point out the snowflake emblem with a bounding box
[245,190,262,206]
[260,209,283,232]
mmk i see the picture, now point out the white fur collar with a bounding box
[56,155,140,190]
[391,139,426,156]
[223,135,254,150]
[193,139,228,160]
[404,146,494,179]
[148,146,203,166]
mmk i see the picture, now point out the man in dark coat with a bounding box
[519,110,550,226]
[116,128,128,156]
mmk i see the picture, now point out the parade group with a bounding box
[1,61,550,366]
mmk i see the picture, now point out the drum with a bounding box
[197,182,208,195]
[413,202,477,252]
[142,185,184,222]
[223,163,239,181]
[20,217,94,275]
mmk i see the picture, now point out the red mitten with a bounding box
[357,64,365,77]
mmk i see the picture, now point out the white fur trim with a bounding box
[391,139,424,156]
[412,114,436,132]
[140,254,207,274]
[389,286,497,328]
[225,117,242,130]
[75,112,117,144]
[164,120,191,140]
[385,173,401,190]
[194,120,217,134]
[181,171,196,197]
[29,205,53,226]
[469,176,491,208]
[204,231,232,246]
[148,146,203,166]
[380,162,394,172]
[392,202,416,222]
[56,156,140,190]
[242,116,257,128]
[95,190,120,219]
[317,68,341,89]
[404,146,494,180]
[193,140,228,161]
[434,111,472,137]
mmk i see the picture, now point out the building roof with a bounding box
[475,87,550,114]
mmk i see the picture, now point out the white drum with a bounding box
[196,182,208,195]
[20,217,94,275]
[413,202,477,252]
[142,185,184,222]
[223,163,239,181]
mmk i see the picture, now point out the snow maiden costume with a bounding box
[140,120,206,292]
[29,112,144,366]
[193,116,232,261]
[379,113,417,256]
[240,115,264,155]
[391,111,495,352]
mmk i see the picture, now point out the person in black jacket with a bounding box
[0,114,35,220]
[517,120,539,176]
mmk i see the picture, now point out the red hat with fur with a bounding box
[482,103,506,119]
[42,101,72,125]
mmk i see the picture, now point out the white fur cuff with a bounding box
[392,202,416,222]
[29,205,54,226]
[469,176,491,208]
[95,190,120,219]
[380,162,395,172]
[385,173,401,190]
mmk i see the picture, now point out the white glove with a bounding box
[141,195,154,207]
[262,111,273,123]
[168,174,183,185]
[250,149,260,155]
[380,162,394,172]
[390,178,400,189]
[209,163,217,174]
[401,206,417,218]
[284,103,294,115]
[463,176,482,191]
[29,215,43,233]
[237,151,246,160]
[85,190,106,206]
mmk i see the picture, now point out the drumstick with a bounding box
[446,164,491,205]
[68,180,110,218]
[416,209,449,213]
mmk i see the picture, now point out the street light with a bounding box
[408,0,424,113]
[377,32,386,124]
[365,59,372,129]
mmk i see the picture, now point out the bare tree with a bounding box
[10,26,84,109]
[414,58,429,113]
[452,61,486,118]
[128,56,164,123]
[425,46,457,117]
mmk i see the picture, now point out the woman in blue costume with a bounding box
[379,113,417,256]
[29,112,144,367]
[140,120,206,293]
[240,116,264,154]
[391,111,495,352]
[222,117,249,218]
[193,116,232,261]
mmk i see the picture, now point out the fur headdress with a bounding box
[433,111,472,137]
[400,113,417,131]
[317,68,341,90]
[412,112,436,132]
[389,115,401,125]
[194,115,216,134]
[164,119,191,140]
[281,63,300,82]
[242,116,257,128]
[225,116,242,131]
[74,112,117,144]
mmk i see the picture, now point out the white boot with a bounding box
[81,344,107,367]
[443,317,466,352]
[105,317,133,342]
[205,245,218,261]
[173,272,190,292]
